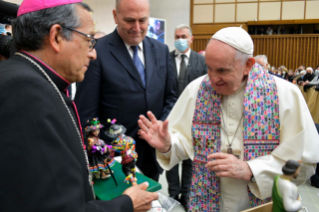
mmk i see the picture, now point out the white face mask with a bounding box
[315,70,319,74]
[282,71,286,74]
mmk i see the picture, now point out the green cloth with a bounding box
[272,175,286,212]
[93,161,161,200]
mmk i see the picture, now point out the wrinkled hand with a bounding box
[137,111,171,153]
[206,153,252,181]
[123,182,158,212]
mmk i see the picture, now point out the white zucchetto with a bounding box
[212,27,254,55]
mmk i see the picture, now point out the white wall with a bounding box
[83,0,117,35]
[5,0,190,51]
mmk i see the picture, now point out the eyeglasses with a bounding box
[62,26,97,50]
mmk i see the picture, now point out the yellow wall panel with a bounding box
[306,1,319,19]
[282,1,305,20]
[194,0,214,3]
[259,2,281,21]
[193,5,214,23]
[215,0,235,3]
[237,3,258,22]
[215,4,235,22]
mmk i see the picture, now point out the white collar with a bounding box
[124,41,144,52]
[175,48,191,58]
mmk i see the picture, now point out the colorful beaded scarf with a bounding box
[189,64,280,211]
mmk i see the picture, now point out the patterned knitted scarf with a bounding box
[189,64,280,211]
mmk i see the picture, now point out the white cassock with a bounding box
[157,75,319,211]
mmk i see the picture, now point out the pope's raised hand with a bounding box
[138,111,171,153]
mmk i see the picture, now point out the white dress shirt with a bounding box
[174,48,191,77]
[124,42,145,66]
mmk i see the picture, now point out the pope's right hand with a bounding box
[138,111,171,153]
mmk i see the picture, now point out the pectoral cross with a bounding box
[227,147,240,159]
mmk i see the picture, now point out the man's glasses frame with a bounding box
[62,26,97,50]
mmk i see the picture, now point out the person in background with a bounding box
[281,67,288,80]
[287,69,295,83]
[266,26,273,35]
[94,31,106,39]
[298,65,305,72]
[298,67,315,86]
[75,0,177,182]
[166,24,207,209]
[277,70,283,78]
[254,55,268,70]
[199,50,205,57]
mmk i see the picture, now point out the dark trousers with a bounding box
[139,145,160,182]
[166,158,192,197]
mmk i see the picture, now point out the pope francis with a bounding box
[138,27,319,211]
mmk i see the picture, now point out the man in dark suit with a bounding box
[166,24,207,208]
[0,0,157,211]
[75,0,177,181]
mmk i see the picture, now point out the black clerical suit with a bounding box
[166,49,207,202]
[0,52,132,212]
[75,29,177,181]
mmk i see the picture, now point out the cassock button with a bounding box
[228,132,233,136]
[230,113,234,117]
[226,199,230,202]
[228,123,233,126]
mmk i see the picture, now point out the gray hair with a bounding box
[175,24,193,37]
[116,0,150,12]
[12,3,92,51]
[282,160,300,175]
[254,55,268,65]
[236,50,253,65]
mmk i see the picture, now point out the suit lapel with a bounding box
[186,50,196,77]
[170,50,177,77]
[143,38,156,89]
[109,30,145,89]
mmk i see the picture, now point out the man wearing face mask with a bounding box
[166,24,207,209]
[298,67,316,87]
[302,67,319,92]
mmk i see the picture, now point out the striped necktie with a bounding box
[131,46,146,86]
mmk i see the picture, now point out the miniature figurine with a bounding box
[272,160,302,212]
[105,119,138,185]
[85,118,115,179]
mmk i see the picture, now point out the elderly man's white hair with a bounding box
[255,55,268,65]
[175,24,193,37]
[306,67,313,72]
